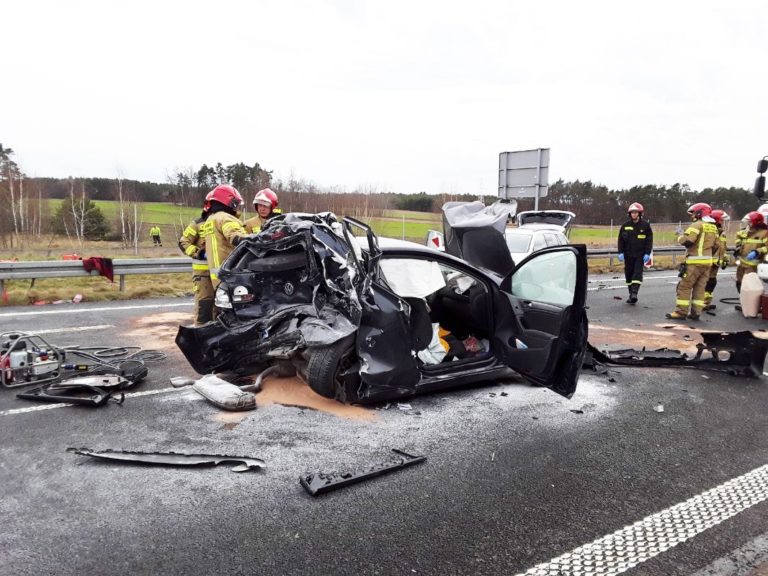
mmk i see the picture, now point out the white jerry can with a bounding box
[740,272,764,318]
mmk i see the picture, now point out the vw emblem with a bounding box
[283,282,295,296]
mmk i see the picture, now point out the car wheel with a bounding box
[307,336,357,401]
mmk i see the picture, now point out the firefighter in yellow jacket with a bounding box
[198,184,247,289]
[733,211,768,293]
[666,203,720,321]
[149,225,162,246]
[243,188,281,234]
[178,191,214,325]
[703,209,729,311]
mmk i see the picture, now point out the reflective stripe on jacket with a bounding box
[617,218,653,257]
[199,212,246,281]
[678,219,719,265]
[178,219,209,274]
[735,226,768,266]
[243,215,265,235]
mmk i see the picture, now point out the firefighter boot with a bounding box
[628,284,639,305]
[665,311,687,320]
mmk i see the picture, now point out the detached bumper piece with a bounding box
[300,449,426,496]
[586,331,768,377]
[17,375,132,407]
[67,448,265,472]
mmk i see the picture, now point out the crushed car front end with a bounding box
[176,213,364,375]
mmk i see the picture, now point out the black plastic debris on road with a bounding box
[17,376,132,407]
[67,448,265,472]
[300,449,426,496]
[584,331,768,378]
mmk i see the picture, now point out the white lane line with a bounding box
[588,285,629,292]
[588,272,735,292]
[0,386,181,417]
[27,324,114,335]
[0,302,192,318]
[515,463,768,576]
[589,272,735,285]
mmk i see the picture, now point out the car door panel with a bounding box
[494,246,588,398]
[510,299,564,334]
[356,282,421,401]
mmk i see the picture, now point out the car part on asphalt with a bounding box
[67,448,265,472]
[239,361,297,393]
[585,331,768,377]
[300,449,426,496]
[17,376,130,407]
[192,374,257,411]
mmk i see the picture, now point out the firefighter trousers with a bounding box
[674,263,710,316]
[193,273,214,326]
[704,265,719,308]
[624,255,644,295]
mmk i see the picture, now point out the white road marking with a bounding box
[515,463,768,576]
[24,324,115,335]
[0,386,181,417]
[588,272,735,292]
[0,302,192,318]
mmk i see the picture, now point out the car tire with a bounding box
[307,336,357,401]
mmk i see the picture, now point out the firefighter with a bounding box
[617,202,653,304]
[666,203,720,320]
[733,211,768,292]
[149,225,162,246]
[703,209,729,311]
[178,191,215,325]
[243,188,281,234]
[198,184,247,289]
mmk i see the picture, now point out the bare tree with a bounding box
[65,178,91,246]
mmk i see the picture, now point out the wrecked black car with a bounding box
[176,202,589,404]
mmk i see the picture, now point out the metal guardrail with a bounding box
[0,247,687,295]
[585,245,685,266]
[0,258,192,293]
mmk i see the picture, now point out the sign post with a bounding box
[498,148,550,209]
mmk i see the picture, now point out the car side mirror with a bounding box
[758,158,768,174]
[755,175,766,200]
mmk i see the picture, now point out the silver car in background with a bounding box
[504,210,575,264]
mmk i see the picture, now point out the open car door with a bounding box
[493,245,588,398]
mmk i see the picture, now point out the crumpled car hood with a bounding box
[442,200,517,276]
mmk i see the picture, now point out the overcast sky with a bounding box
[3,0,767,195]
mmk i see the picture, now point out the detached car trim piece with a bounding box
[177,204,589,404]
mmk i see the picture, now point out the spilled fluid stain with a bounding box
[125,312,191,349]
[589,324,701,353]
[257,376,376,421]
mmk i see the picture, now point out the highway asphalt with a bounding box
[1,269,768,575]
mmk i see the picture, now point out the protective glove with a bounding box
[642,254,650,264]
[675,227,684,235]
[617,253,624,263]
[196,249,206,260]
[720,257,729,270]
[747,250,759,261]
